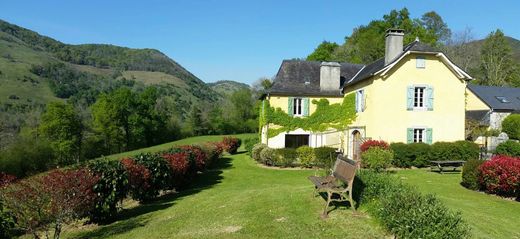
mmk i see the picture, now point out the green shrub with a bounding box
[251,144,267,162]
[0,137,55,177]
[297,146,315,167]
[361,148,393,172]
[86,159,129,223]
[259,147,276,165]
[273,148,297,167]
[502,114,520,140]
[428,141,478,162]
[313,147,337,169]
[0,199,15,239]
[390,142,430,168]
[495,140,520,157]
[461,159,484,190]
[357,171,471,239]
[244,137,259,155]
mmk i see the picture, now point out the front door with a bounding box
[352,130,361,161]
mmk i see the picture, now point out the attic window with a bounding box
[416,56,425,68]
[304,81,311,85]
[495,96,510,103]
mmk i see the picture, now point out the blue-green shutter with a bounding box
[426,86,434,111]
[288,97,294,116]
[425,128,433,144]
[303,98,310,116]
[406,86,414,110]
[360,90,365,112]
[407,128,414,144]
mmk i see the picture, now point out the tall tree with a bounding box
[39,102,83,164]
[420,11,451,43]
[480,29,518,86]
[443,27,477,72]
[306,41,339,61]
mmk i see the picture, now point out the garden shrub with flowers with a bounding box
[360,140,390,153]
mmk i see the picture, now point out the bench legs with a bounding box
[321,190,355,218]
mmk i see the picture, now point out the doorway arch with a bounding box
[352,130,362,161]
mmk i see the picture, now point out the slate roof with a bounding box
[467,84,520,112]
[268,60,363,96]
[343,40,441,87]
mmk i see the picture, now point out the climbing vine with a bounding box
[259,94,357,138]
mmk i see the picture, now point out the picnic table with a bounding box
[430,160,465,173]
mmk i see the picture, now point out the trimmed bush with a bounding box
[252,144,267,162]
[357,170,470,239]
[390,142,430,168]
[461,159,484,190]
[244,137,259,155]
[200,142,224,167]
[260,147,276,165]
[162,152,190,188]
[479,155,520,198]
[297,146,315,168]
[313,147,337,169]
[87,159,129,223]
[502,114,520,140]
[428,141,479,162]
[495,140,520,157]
[221,137,242,154]
[361,148,393,172]
[273,148,297,167]
[121,158,152,202]
[360,140,389,153]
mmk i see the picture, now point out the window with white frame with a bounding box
[416,56,425,68]
[356,89,365,112]
[413,128,425,143]
[293,97,303,116]
[413,87,426,108]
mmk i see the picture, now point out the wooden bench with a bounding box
[308,157,358,218]
[430,160,465,173]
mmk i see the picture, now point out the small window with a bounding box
[285,134,309,148]
[413,128,425,143]
[416,56,426,68]
[356,90,365,112]
[293,98,303,116]
[414,87,426,108]
[495,96,510,103]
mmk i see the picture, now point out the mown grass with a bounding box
[62,135,386,239]
[395,169,520,239]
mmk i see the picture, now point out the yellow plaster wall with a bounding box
[466,89,490,111]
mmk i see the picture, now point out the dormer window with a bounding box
[495,96,510,103]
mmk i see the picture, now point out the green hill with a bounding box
[208,80,250,95]
[0,19,221,147]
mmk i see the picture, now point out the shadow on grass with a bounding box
[73,157,233,239]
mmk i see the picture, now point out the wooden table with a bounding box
[430,160,465,173]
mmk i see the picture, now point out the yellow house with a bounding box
[261,29,473,159]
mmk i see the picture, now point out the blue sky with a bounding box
[2,1,519,85]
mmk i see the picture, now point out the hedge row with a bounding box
[0,137,239,238]
[356,170,470,238]
[251,144,337,168]
[390,141,479,168]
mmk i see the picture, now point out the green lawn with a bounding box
[63,135,386,239]
[395,169,520,239]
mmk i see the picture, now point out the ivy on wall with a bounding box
[259,94,357,138]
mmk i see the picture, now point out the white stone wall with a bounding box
[489,112,511,130]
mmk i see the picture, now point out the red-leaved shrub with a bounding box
[0,172,16,188]
[221,137,241,154]
[121,158,151,201]
[179,145,207,171]
[479,155,520,198]
[162,153,190,177]
[360,140,390,153]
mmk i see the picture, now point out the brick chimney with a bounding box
[320,62,341,91]
[385,29,404,65]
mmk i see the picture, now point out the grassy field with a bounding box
[63,135,387,239]
[395,169,520,239]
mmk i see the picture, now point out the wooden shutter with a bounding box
[426,86,434,111]
[288,97,294,116]
[406,86,414,110]
[425,128,433,144]
[407,128,414,144]
[303,98,310,116]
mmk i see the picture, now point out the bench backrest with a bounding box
[332,158,357,185]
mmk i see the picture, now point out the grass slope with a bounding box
[63,135,386,239]
[395,169,520,239]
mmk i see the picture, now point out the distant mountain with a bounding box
[0,19,222,147]
[208,80,250,95]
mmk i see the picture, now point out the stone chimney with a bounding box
[320,62,341,92]
[385,29,404,65]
